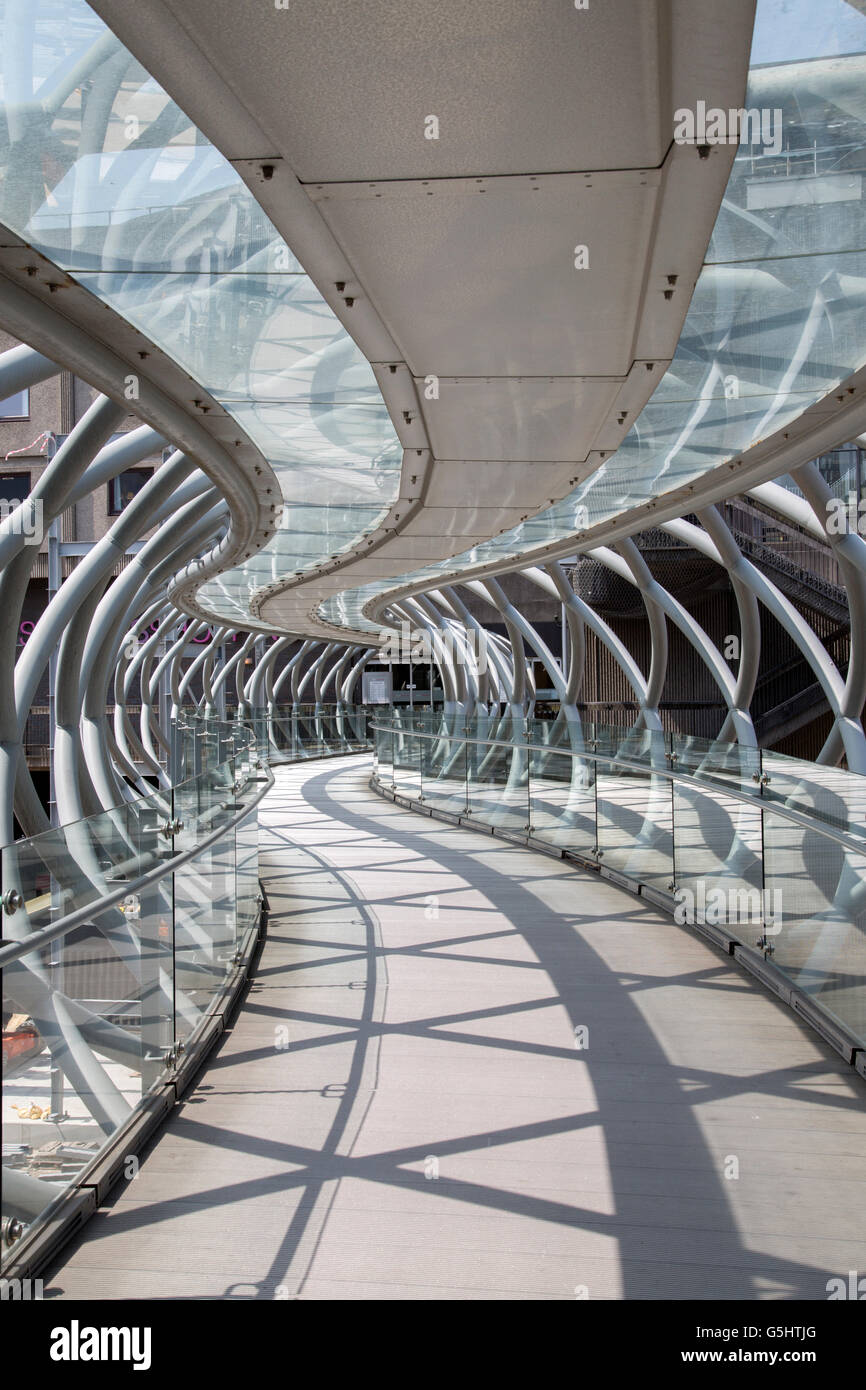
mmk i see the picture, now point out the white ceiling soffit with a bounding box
[93,0,756,641]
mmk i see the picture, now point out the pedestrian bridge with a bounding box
[2,0,866,1311]
[35,750,866,1302]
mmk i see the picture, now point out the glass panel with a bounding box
[0,717,267,1266]
[596,732,673,891]
[763,811,866,1047]
[173,832,237,1047]
[75,271,382,404]
[420,727,468,817]
[528,746,596,857]
[339,705,369,750]
[672,779,763,941]
[375,724,394,788]
[271,709,299,761]
[320,709,340,752]
[0,0,404,631]
[671,732,762,796]
[1,814,171,1250]
[760,750,866,843]
[174,757,235,849]
[392,723,421,799]
[137,876,176,1090]
[235,810,261,954]
[466,725,529,832]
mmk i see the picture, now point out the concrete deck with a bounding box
[45,755,866,1300]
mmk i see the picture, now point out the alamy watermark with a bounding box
[379,619,488,674]
[674,102,783,157]
[0,497,43,546]
[826,1270,866,1299]
[674,882,782,931]
[49,1321,151,1370]
[826,493,866,537]
[0,1277,43,1299]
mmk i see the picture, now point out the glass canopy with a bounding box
[320,0,866,632]
[0,0,401,626]
[1,0,865,637]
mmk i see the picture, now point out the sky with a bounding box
[751,0,866,64]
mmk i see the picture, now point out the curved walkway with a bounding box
[45,755,866,1300]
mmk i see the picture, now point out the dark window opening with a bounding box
[0,472,31,503]
[108,467,153,515]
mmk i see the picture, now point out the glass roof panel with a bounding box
[0,0,402,628]
[320,0,866,632]
[74,271,381,403]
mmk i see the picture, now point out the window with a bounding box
[0,389,29,419]
[107,467,153,515]
[0,473,31,503]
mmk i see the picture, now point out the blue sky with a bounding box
[751,0,866,64]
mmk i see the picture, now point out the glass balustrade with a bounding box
[0,719,265,1268]
[1,704,382,1267]
[371,712,866,1053]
